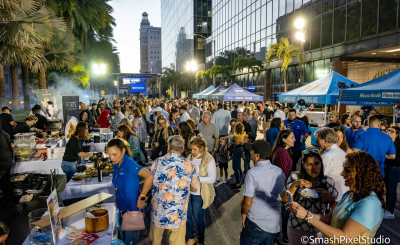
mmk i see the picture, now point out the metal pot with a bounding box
[47,119,63,130]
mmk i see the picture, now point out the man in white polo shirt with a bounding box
[273,102,286,120]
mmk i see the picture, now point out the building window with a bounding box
[346,0,361,41]
[362,0,377,37]
[333,6,346,43]
[379,0,397,33]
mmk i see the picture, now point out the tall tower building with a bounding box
[140,12,162,73]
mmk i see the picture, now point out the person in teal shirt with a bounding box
[117,125,146,166]
[288,151,385,245]
[266,118,284,148]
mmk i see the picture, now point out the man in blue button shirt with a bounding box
[345,115,364,148]
[241,140,286,245]
[353,115,396,177]
[284,109,308,171]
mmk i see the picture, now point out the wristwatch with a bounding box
[138,196,146,201]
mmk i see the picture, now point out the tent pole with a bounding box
[324,104,327,124]
[338,101,341,112]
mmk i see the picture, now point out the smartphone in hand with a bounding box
[286,190,294,204]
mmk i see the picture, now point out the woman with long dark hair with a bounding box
[169,108,179,135]
[334,126,352,154]
[282,150,338,245]
[62,122,93,181]
[108,138,153,245]
[288,152,385,243]
[117,125,146,166]
[179,121,196,157]
[271,129,294,181]
[384,126,400,219]
[266,117,285,148]
[340,114,351,129]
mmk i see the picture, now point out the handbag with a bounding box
[121,204,145,231]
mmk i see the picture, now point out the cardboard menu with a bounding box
[32,192,113,227]
[47,189,62,244]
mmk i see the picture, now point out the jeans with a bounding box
[187,194,206,243]
[61,160,77,182]
[385,165,400,213]
[240,218,278,245]
[243,150,250,175]
[233,147,244,185]
[119,228,140,245]
[139,142,148,163]
[291,151,302,172]
[277,203,290,242]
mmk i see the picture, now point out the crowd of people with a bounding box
[0,95,398,245]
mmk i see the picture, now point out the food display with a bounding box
[298,188,320,198]
[10,174,29,182]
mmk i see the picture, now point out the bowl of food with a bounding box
[298,188,320,198]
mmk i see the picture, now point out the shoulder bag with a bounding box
[121,204,145,231]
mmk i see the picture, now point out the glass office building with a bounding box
[206,0,400,100]
[161,0,212,73]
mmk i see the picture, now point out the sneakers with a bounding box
[224,179,228,184]
[216,177,223,182]
[383,210,395,219]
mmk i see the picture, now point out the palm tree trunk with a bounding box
[22,63,30,111]
[10,63,19,111]
[81,30,84,55]
[39,69,46,89]
[284,70,287,92]
[38,45,46,89]
[0,65,5,107]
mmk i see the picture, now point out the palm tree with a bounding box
[207,65,221,85]
[265,37,302,93]
[0,0,53,107]
[219,65,233,85]
[233,57,263,89]
[162,64,181,98]
[195,70,208,89]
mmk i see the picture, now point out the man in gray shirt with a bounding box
[211,103,231,137]
[110,106,124,131]
[197,111,219,156]
[188,101,200,126]
[241,140,286,245]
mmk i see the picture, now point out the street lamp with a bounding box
[114,80,118,97]
[194,33,216,87]
[294,18,306,85]
[186,60,198,98]
[93,63,106,75]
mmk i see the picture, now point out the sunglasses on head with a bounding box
[303,149,319,154]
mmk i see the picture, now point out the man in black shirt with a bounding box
[79,103,92,123]
[262,103,273,137]
[90,103,98,122]
[231,104,239,119]
[0,107,15,138]
[33,106,48,131]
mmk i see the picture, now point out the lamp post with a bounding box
[294,18,305,86]
[114,80,118,98]
[194,33,215,87]
[92,63,106,101]
[186,60,197,98]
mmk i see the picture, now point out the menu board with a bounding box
[46,189,62,244]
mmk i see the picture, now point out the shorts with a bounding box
[219,161,228,169]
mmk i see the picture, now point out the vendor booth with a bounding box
[199,84,226,100]
[339,68,400,123]
[192,85,214,99]
[210,83,264,101]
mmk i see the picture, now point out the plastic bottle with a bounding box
[46,146,52,159]
[111,207,119,244]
